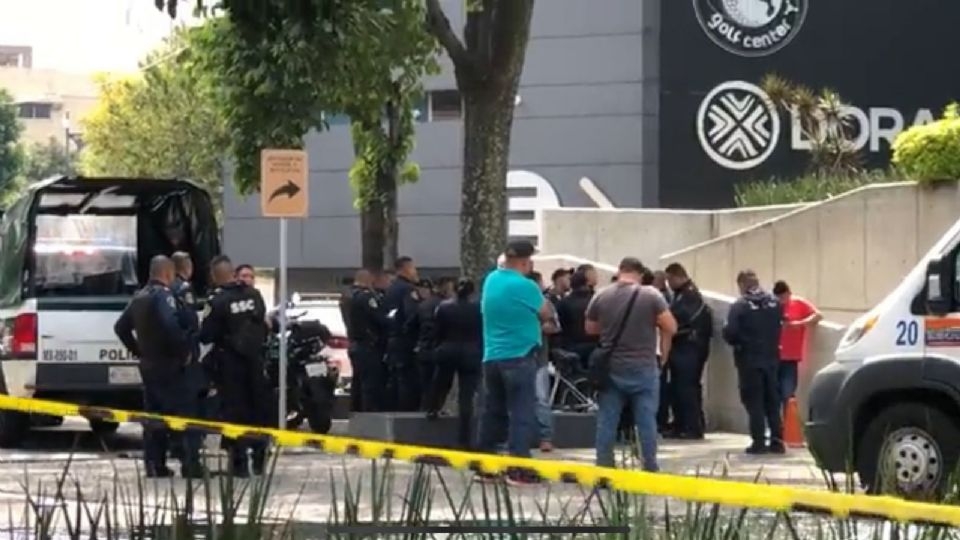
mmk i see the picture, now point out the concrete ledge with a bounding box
[347,412,597,449]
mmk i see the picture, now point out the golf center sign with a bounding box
[694,0,807,57]
[657,0,960,208]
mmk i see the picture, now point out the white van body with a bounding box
[0,177,219,446]
[806,217,960,496]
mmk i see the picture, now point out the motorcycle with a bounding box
[264,312,339,434]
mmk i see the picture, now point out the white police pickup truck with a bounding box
[0,177,219,446]
[807,217,960,498]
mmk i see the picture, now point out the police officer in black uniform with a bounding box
[342,269,372,412]
[723,269,785,455]
[114,255,203,478]
[664,263,712,440]
[347,269,390,412]
[199,255,271,476]
[383,256,421,411]
[170,253,207,418]
[413,278,446,410]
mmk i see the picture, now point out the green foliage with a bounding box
[18,453,960,538]
[762,74,863,175]
[191,0,438,204]
[735,170,897,207]
[892,103,960,184]
[0,88,25,208]
[79,27,229,216]
[21,138,75,181]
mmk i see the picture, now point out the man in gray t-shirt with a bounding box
[585,257,677,472]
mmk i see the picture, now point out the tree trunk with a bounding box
[360,199,386,271]
[377,167,399,269]
[459,86,517,280]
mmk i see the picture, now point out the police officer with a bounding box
[342,269,371,412]
[114,255,203,478]
[348,270,390,412]
[722,269,785,455]
[199,255,271,476]
[413,278,446,410]
[170,253,207,413]
[383,256,422,411]
[664,262,712,440]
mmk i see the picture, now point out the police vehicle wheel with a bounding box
[0,411,29,448]
[856,402,960,499]
[89,420,120,436]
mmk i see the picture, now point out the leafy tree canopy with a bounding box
[21,138,75,181]
[79,26,229,215]
[189,0,438,198]
[0,88,24,207]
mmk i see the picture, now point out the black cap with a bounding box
[504,240,536,259]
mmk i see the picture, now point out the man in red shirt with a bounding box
[773,281,822,413]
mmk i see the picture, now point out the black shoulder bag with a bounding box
[588,286,640,391]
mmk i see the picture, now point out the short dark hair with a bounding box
[773,280,791,295]
[618,257,645,275]
[571,271,589,289]
[210,254,232,269]
[235,263,254,275]
[737,269,759,288]
[577,263,595,273]
[664,263,688,278]
[640,268,655,285]
[394,256,413,270]
[527,271,543,284]
[551,268,570,282]
[504,240,536,259]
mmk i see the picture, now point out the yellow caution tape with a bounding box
[1,393,959,527]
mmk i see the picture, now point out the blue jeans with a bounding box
[596,367,660,472]
[778,361,799,412]
[535,363,553,443]
[477,355,538,458]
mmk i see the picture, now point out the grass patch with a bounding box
[6,444,960,539]
[734,170,900,207]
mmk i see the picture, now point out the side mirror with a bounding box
[926,258,951,316]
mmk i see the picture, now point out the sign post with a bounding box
[260,149,309,429]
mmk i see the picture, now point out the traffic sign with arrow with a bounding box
[260,149,308,218]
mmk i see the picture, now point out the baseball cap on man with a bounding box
[504,240,536,259]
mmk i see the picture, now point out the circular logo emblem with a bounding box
[693,0,807,57]
[696,80,780,170]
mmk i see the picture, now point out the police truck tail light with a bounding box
[11,313,37,356]
[327,336,349,349]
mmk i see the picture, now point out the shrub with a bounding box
[892,103,960,184]
[734,170,896,207]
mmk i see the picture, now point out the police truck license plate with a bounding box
[305,362,328,378]
[108,366,141,385]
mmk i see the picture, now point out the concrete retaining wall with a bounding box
[532,255,845,434]
[659,182,960,324]
[539,205,804,270]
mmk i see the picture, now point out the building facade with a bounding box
[0,58,98,148]
[223,0,659,289]
[222,0,960,288]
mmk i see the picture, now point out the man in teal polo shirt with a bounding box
[477,240,553,484]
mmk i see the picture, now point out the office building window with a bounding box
[18,102,52,119]
[429,90,462,121]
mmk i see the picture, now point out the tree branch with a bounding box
[490,0,534,83]
[425,0,480,81]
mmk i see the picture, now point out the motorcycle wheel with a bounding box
[303,376,336,434]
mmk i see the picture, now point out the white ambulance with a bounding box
[0,177,219,446]
[807,217,960,497]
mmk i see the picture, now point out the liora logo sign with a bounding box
[695,80,936,170]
